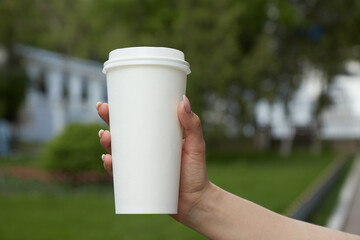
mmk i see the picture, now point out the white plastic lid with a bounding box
[103,47,191,74]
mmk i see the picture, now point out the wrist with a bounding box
[180,182,223,232]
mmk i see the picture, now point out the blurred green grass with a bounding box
[0,150,336,240]
[206,150,337,213]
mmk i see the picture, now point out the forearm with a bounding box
[181,183,360,240]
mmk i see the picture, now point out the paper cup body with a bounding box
[103,47,190,214]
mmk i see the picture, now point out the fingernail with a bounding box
[98,129,104,138]
[101,154,105,161]
[96,102,102,111]
[183,95,192,114]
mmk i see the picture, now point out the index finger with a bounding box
[97,102,110,125]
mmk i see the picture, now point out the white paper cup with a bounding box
[103,47,190,214]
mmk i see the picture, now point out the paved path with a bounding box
[326,156,360,235]
[343,157,360,235]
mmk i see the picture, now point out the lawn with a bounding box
[0,151,337,239]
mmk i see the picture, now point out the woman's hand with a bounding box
[96,97,360,240]
[96,95,211,223]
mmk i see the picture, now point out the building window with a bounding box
[62,72,69,100]
[81,77,88,102]
[38,71,46,95]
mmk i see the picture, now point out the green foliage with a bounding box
[41,123,106,173]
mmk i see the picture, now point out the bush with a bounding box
[42,123,106,173]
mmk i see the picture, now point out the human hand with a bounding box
[97,98,360,240]
[96,95,210,223]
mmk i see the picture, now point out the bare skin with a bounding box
[96,96,360,240]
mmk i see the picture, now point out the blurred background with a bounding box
[1,0,360,239]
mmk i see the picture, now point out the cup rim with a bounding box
[103,47,191,75]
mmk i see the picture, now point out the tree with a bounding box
[0,0,33,122]
[3,0,359,153]
[274,0,360,154]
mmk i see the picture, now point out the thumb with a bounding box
[178,95,206,158]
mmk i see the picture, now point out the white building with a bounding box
[15,45,107,141]
[204,63,360,140]
[258,63,360,140]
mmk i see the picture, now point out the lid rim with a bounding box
[109,46,185,60]
[103,47,190,75]
[103,58,191,75]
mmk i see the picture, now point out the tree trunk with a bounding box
[311,117,322,155]
[280,136,293,157]
[254,125,271,151]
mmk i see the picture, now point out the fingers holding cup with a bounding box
[97,102,110,126]
[101,154,113,176]
[99,129,112,153]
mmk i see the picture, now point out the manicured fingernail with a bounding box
[96,102,102,111]
[101,154,105,161]
[183,95,192,114]
[98,129,104,138]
